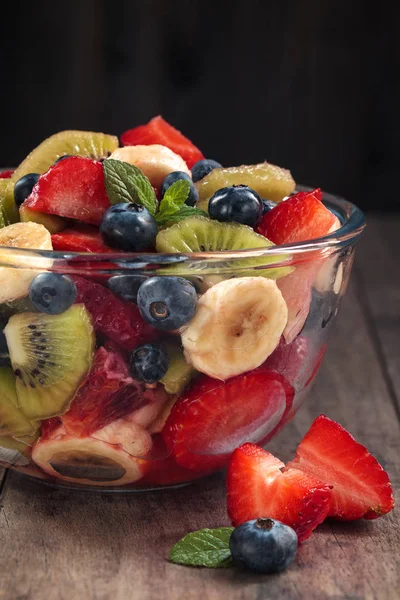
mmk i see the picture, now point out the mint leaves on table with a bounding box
[169,527,234,568]
[103,159,158,216]
[156,179,207,227]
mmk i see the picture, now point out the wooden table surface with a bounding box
[0,216,399,600]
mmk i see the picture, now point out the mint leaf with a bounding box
[156,205,207,227]
[160,179,191,213]
[169,527,234,568]
[103,159,158,215]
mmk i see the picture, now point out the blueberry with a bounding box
[191,159,222,183]
[137,276,197,331]
[55,154,72,164]
[261,198,277,215]
[161,171,199,206]
[29,273,77,315]
[100,203,158,252]
[129,343,169,383]
[208,185,263,228]
[229,518,298,574]
[108,274,148,303]
[14,173,40,206]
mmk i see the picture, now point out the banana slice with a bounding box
[0,222,53,303]
[32,423,150,486]
[181,277,288,380]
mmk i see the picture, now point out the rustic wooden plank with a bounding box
[353,216,400,414]
[0,233,399,600]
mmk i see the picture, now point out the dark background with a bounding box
[1,0,399,211]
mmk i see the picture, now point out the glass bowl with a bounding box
[0,188,365,491]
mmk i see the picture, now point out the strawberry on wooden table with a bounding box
[227,443,332,542]
[121,115,204,169]
[286,415,395,520]
[22,156,110,225]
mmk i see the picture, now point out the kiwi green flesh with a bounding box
[20,206,67,234]
[49,451,126,482]
[0,367,36,436]
[160,339,197,396]
[156,216,293,280]
[0,435,32,466]
[0,180,19,225]
[4,304,95,422]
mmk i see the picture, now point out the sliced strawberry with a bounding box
[266,336,327,390]
[121,115,204,169]
[22,157,110,225]
[72,275,158,351]
[41,416,63,439]
[163,367,294,473]
[51,225,115,253]
[257,188,340,244]
[0,170,14,179]
[287,415,395,521]
[227,443,332,542]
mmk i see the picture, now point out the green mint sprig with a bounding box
[156,179,207,227]
[103,159,158,216]
[169,527,234,568]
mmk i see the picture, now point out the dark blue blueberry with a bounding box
[261,198,277,215]
[0,330,10,367]
[100,203,158,252]
[137,276,197,331]
[230,518,298,574]
[129,343,169,383]
[29,273,77,315]
[208,185,262,228]
[161,171,199,207]
[108,275,148,303]
[14,173,40,206]
[55,154,72,164]
[191,159,222,183]
[229,519,297,573]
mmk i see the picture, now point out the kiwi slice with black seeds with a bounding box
[156,216,293,280]
[4,304,95,421]
[0,367,37,437]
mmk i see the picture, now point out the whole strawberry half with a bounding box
[121,115,204,169]
[72,275,158,351]
[286,415,395,520]
[51,225,115,253]
[163,367,294,474]
[22,156,110,225]
[227,443,332,542]
[257,188,340,244]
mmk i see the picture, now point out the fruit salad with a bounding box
[0,117,365,489]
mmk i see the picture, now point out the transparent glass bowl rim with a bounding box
[0,187,366,273]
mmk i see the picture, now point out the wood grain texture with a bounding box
[0,222,399,600]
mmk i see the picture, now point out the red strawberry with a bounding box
[257,188,340,244]
[121,115,204,169]
[0,170,14,179]
[51,225,115,253]
[72,276,158,351]
[163,367,294,473]
[266,336,327,390]
[22,157,110,225]
[227,443,332,542]
[41,416,63,439]
[286,415,395,521]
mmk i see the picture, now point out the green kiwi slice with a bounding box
[160,339,197,396]
[20,205,67,234]
[4,304,95,422]
[0,367,36,436]
[0,179,19,225]
[155,216,293,280]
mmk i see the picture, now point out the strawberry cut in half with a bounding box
[51,225,115,253]
[120,116,204,169]
[227,443,332,542]
[72,276,158,351]
[286,415,395,521]
[257,188,340,244]
[163,367,294,474]
[22,156,110,225]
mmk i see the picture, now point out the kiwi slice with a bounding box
[0,179,19,225]
[19,205,67,234]
[196,162,296,210]
[156,216,292,280]
[0,367,36,436]
[160,339,197,396]
[4,304,95,422]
